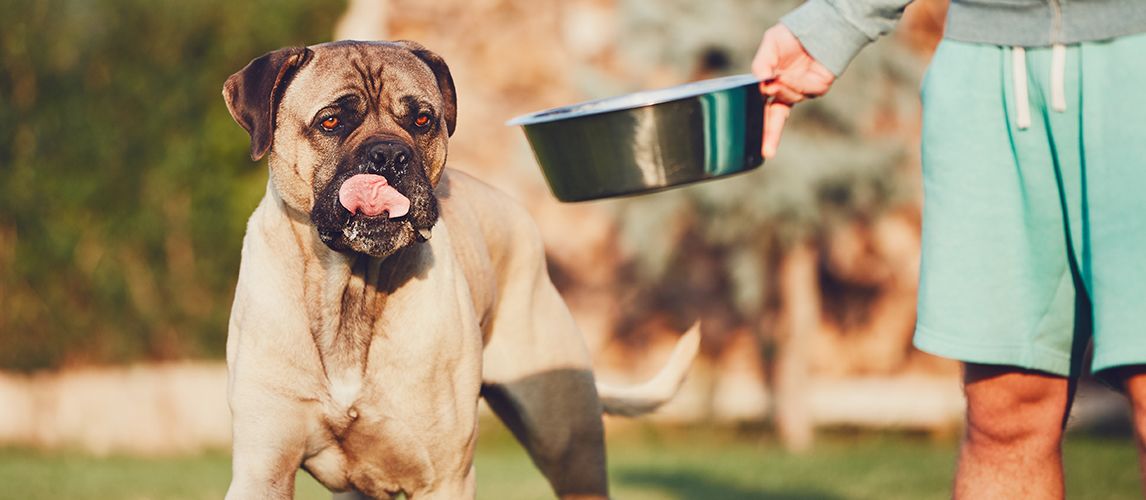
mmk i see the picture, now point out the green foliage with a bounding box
[0,0,345,370]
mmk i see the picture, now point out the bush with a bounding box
[0,0,345,370]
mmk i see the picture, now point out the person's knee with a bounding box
[962,364,1069,451]
[1115,366,1146,421]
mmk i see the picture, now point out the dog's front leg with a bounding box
[226,411,309,499]
[225,379,313,500]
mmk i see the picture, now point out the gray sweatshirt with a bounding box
[781,0,1146,75]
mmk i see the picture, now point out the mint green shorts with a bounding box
[912,33,1146,378]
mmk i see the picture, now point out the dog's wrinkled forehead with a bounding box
[287,42,443,126]
[222,40,456,164]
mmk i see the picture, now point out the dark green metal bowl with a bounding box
[507,74,764,202]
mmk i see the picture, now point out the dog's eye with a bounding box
[414,113,432,128]
[320,116,341,131]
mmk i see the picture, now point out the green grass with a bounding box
[0,422,1138,499]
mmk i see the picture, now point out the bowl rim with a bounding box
[505,73,760,127]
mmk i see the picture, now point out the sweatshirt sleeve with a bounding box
[779,0,914,76]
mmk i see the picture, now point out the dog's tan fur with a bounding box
[222,41,698,500]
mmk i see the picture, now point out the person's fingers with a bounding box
[783,61,837,97]
[762,99,791,159]
[753,24,837,98]
[761,81,806,105]
[752,23,834,160]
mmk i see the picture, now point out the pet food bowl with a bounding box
[508,74,764,202]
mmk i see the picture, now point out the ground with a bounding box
[0,421,1138,499]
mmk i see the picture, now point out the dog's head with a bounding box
[223,41,456,260]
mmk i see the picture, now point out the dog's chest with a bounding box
[305,382,438,497]
[293,243,482,496]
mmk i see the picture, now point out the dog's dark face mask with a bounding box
[305,94,442,259]
[222,40,457,261]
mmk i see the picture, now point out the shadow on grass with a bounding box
[618,467,841,500]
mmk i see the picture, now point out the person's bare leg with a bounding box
[955,363,1071,500]
[1118,366,1146,495]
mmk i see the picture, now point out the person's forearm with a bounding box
[780,0,914,76]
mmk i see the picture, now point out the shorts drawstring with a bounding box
[1012,43,1068,130]
[1050,43,1067,112]
[1012,47,1032,129]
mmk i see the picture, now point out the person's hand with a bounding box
[751,24,836,159]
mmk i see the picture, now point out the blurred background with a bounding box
[0,0,1138,498]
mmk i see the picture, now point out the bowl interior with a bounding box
[507,74,759,126]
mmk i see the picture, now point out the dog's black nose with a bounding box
[365,140,412,175]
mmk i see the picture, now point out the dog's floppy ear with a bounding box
[394,41,457,137]
[223,47,314,161]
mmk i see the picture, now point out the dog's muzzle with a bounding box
[338,139,416,219]
[312,136,439,258]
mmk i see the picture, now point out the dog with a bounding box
[221,40,699,500]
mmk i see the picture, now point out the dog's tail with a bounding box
[595,323,701,417]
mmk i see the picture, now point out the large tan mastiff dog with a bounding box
[221,40,699,500]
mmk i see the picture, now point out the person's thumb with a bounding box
[762,99,791,159]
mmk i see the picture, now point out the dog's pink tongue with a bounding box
[338,174,410,218]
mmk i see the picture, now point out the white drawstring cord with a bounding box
[1050,43,1067,112]
[1012,47,1032,130]
[1011,44,1068,130]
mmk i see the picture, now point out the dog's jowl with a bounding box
[222,40,699,500]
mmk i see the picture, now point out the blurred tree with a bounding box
[603,0,928,448]
[0,0,345,371]
[609,0,922,346]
